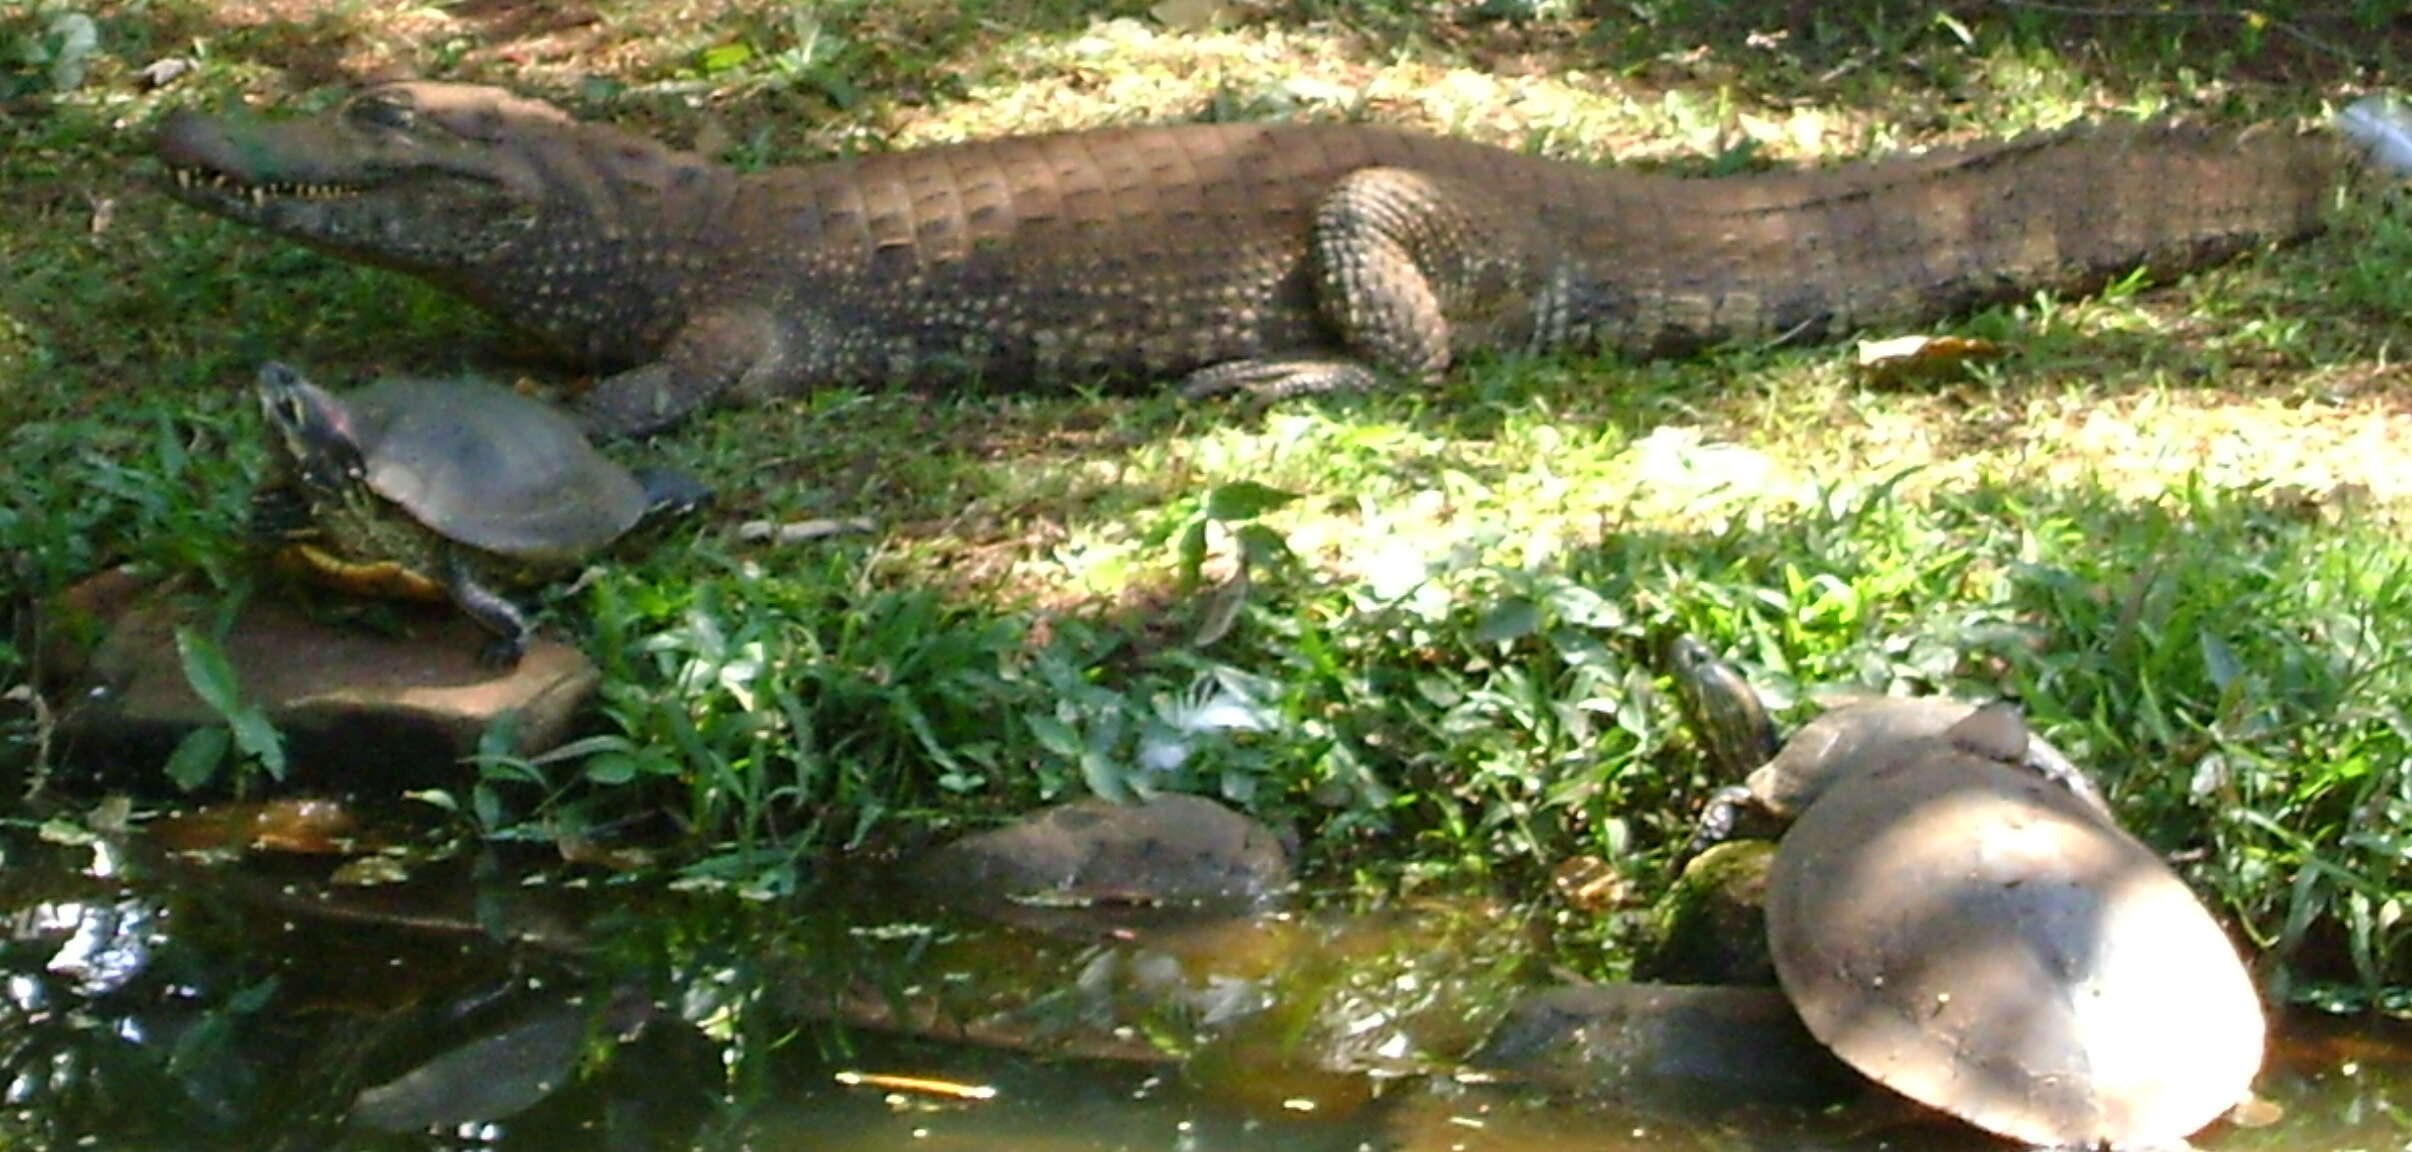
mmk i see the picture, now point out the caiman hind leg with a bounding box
[575,304,806,438]
[1181,166,1486,400]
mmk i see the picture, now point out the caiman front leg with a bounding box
[575,304,804,438]
[1182,167,1484,400]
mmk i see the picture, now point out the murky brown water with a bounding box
[2,817,2406,1152]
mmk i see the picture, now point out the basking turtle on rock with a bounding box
[1669,634,2109,852]
[251,362,707,666]
[1665,638,2267,1150]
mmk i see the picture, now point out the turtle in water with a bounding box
[1666,638,2266,1149]
[251,362,707,666]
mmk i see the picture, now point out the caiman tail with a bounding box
[1553,117,2356,357]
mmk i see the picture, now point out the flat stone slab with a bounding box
[1473,982,1858,1108]
[44,570,597,793]
[908,794,1295,929]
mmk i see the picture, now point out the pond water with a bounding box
[3,816,2407,1152]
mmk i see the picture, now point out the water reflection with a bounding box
[0,819,2404,1151]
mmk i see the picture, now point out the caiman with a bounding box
[153,82,2362,437]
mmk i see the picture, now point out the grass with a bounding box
[4,0,2412,994]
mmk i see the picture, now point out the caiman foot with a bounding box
[1179,357,1381,401]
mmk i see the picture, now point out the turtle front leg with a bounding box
[440,547,533,669]
[247,484,317,543]
[1683,784,1759,859]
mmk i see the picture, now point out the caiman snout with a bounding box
[152,107,245,175]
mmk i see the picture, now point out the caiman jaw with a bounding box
[161,164,369,212]
[151,85,547,272]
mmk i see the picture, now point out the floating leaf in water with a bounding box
[833,1070,998,1102]
[331,853,411,887]
[151,798,362,855]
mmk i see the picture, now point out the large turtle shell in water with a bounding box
[350,377,650,564]
[1766,717,2264,1148]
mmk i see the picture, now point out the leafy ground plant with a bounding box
[3,0,2411,992]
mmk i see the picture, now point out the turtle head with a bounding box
[255,361,367,496]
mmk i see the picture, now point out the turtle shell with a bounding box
[347,377,649,564]
[1766,734,2265,1148]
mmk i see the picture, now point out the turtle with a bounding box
[1670,635,2107,854]
[251,361,707,666]
[1664,641,2267,1149]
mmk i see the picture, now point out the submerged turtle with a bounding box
[1666,641,2266,1149]
[252,362,706,666]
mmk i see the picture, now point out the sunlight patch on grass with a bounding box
[993,357,2412,622]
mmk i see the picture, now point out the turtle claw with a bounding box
[476,631,529,671]
[443,548,534,672]
[1683,784,1758,859]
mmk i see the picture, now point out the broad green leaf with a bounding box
[477,710,525,762]
[1204,480,1299,522]
[227,705,286,779]
[1176,519,1210,587]
[584,754,640,786]
[1233,522,1292,569]
[1194,570,1248,647]
[697,41,753,73]
[405,789,460,813]
[1082,749,1133,805]
[174,626,242,717]
[165,726,230,792]
[472,784,504,831]
[2200,630,2244,694]
[1028,713,1084,760]
[1474,596,1542,646]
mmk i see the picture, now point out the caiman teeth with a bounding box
[168,165,362,201]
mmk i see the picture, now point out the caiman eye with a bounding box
[346,94,418,131]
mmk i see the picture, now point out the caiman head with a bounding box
[154,82,718,361]
[152,83,583,275]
